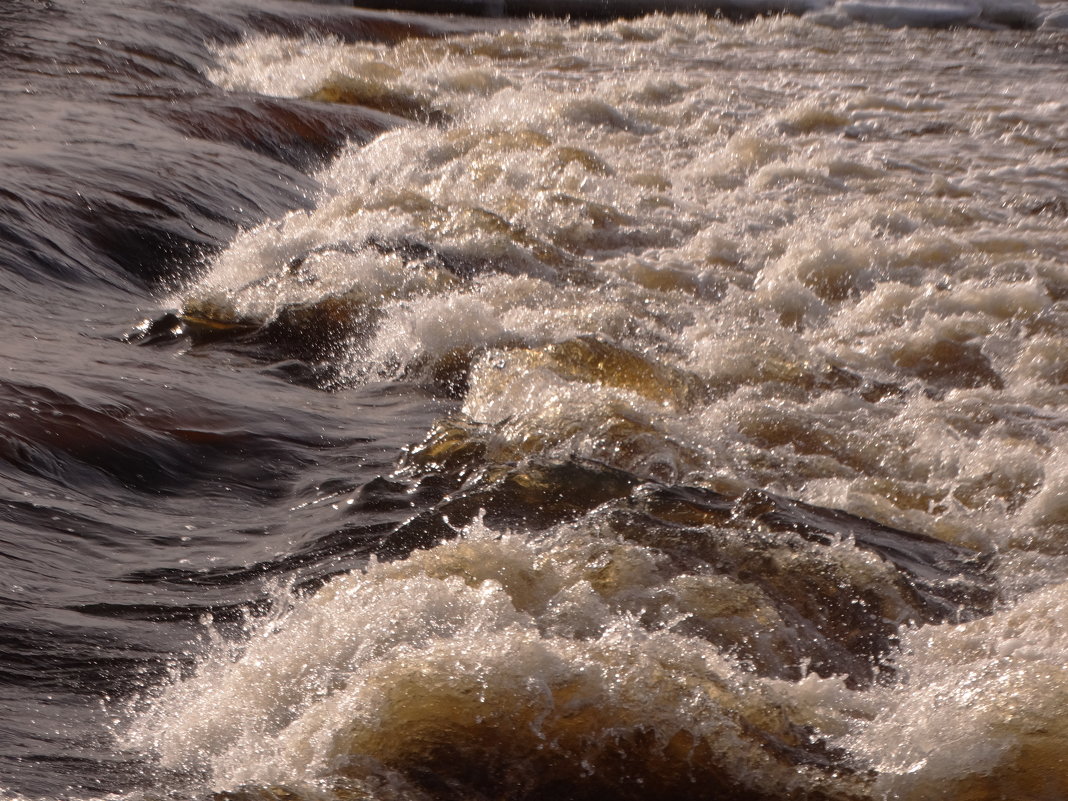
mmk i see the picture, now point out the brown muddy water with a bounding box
[1,1,1067,800]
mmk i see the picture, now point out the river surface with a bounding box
[2,1,1067,799]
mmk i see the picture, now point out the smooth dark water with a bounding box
[2,1,1066,799]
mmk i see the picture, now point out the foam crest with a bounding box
[125,521,873,799]
[1024,439,1068,531]
[843,582,1068,800]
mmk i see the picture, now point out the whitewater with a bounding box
[1,2,1066,800]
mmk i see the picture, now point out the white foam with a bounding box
[187,16,1068,531]
[188,17,1068,524]
[1024,439,1068,529]
[364,293,507,375]
[124,522,875,797]
[146,17,1068,795]
[843,583,1068,799]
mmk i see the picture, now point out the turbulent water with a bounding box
[2,1,1068,799]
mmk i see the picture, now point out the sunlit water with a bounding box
[2,2,1067,800]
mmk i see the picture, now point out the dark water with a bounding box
[2,1,1066,800]
[0,2,473,795]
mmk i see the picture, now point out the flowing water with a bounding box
[2,1,1068,799]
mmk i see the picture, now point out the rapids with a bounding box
[1,2,1067,800]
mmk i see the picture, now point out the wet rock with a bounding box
[641,484,993,614]
[128,290,378,370]
[399,415,492,482]
[128,234,500,370]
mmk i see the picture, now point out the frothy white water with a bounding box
[210,14,1068,545]
[125,520,874,799]
[137,12,1068,800]
[845,581,1068,799]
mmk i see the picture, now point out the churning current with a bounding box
[2,1,1068,800]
